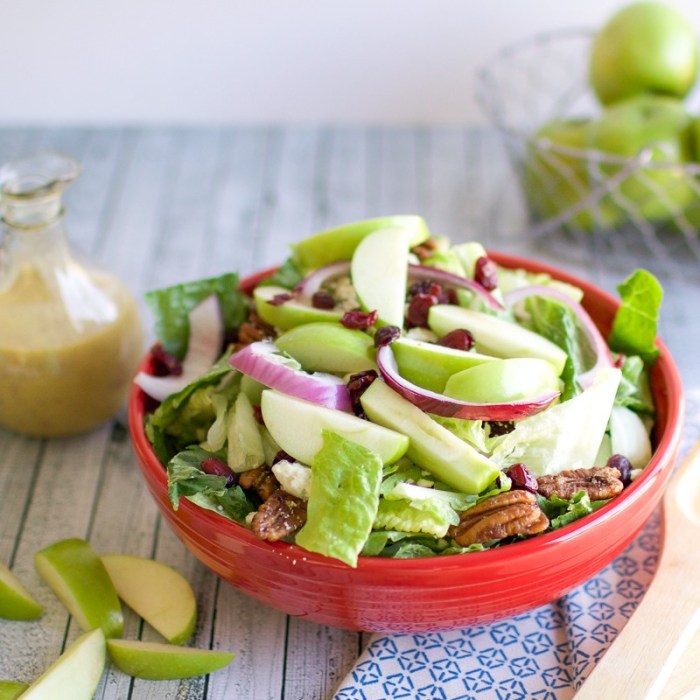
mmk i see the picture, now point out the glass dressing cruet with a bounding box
[0,152,145,437]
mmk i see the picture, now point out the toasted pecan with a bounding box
[239,466,280,502]
[537,466,623,501]
[251,489,307,542]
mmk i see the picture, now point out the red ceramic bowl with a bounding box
[128,252,684,633]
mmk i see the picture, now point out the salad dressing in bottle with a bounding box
[0,153,145,437]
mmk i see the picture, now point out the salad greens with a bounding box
[137,217,663,568]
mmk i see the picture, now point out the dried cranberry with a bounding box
[311,290,335,309]
[268,292,294,306]
[200,456,237,488]
[408,280,443,299]
[341,309,378,330]
[437,328,475,351]
[374,325,401,347]
[272,450,293,465]
[406,293,438,328]
[151,342,183,377]
[606,454,633,486]
[346,369,379,416]
[252,404,264,424]
[505,463,538,494]
[474,256,498,291]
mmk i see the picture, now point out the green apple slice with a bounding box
[106,639,234,680]
[359,379,501,494]
[391,336,496,393]
[0,681,29,700]
[428,304,567,375]
[443,358,561,403]
[34,538,123,639]
[21,628,106,700]
[275,322,377,373]
[101,554,197,646]
[261,389,408,465]
[351,226,410,327]
[254,286,342,330]
[0,561,43,621]
[292,215,429,270]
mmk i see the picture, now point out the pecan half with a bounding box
[251,489,307,542]
[537,466,623,501]
[239,466,280,502]
[450,490,549,546]
[235,309,276,348]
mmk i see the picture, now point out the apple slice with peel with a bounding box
[0,681,29,700]
[34,538,123,638]
[360,378,501,494]
[106,639,234,680]
[101,554,197,645]
[351,226,411,328]
[261,389,408,465]
[0,561,43,620]
[21,628,106,700]
[254,285,342,330]
[428,304,567,375]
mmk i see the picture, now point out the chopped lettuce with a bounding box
[257,256,305,289]
[145,273,248,359]
[429,415,494,454]
[167,446,256,523]
[615,355,655,415]
[294,431,383,567]
[538,490,608,530]
[609,269,662,363]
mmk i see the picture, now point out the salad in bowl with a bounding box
[133,215,663,570]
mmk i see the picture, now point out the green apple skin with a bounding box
[360,379,501,494]
[588,95,696,222]
[351,227,410,328]
[261,389,408,466]
[443,358,560,403]
[34,538,123,639]
[101,554,197,646]
[427,304,567,376]
[292,215,429,271]
[275,322,377,373]
[590,2,699,105]
[391,337,496,393]
[0,561,43,621]
[0,681,29,700]
[106,639,234,680]
[523,118,622,231]
[254,286,342,330]
[21,628,106,700]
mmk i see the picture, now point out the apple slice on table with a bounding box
[427,304,567,375]
[261,389,408,466]
[292,215,429,270]
[106,639,234,680]
[34,538,123,638]
[360,379,501,494]
[101,554,197,646]
[254,286,342,330]
[275,322,377,373]
[351,226,411,328]
[0,681,29,700]
[21,628,106,700]
[0,561,43,621]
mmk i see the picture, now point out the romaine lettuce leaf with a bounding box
[257,256,304,290]
[538,490,608,530]
[294,431,382,567]
[615,355,655,415]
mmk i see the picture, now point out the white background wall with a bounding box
[3,0,700,126]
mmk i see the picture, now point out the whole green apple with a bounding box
[522,117,622,231]
[590,1,699,105]
[587,94,696,222]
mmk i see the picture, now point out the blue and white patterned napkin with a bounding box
[334,511,659,700]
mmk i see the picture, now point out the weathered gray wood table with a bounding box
[0,126,698,699]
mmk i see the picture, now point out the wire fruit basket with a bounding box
[477,29,700,274]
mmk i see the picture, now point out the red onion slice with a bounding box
[408,264,504,311]
[504,285,613,389]
[229,341,352,412]
[135,294,224,402]
[375,344,560,421]
[295,260,352,302]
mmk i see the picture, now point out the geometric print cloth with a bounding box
[334,390,700,700]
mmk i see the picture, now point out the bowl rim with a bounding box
[128,250,684,572]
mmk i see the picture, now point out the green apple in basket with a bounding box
[522,117,622,231]
[586,94,697,224]
[589,1,699,106]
